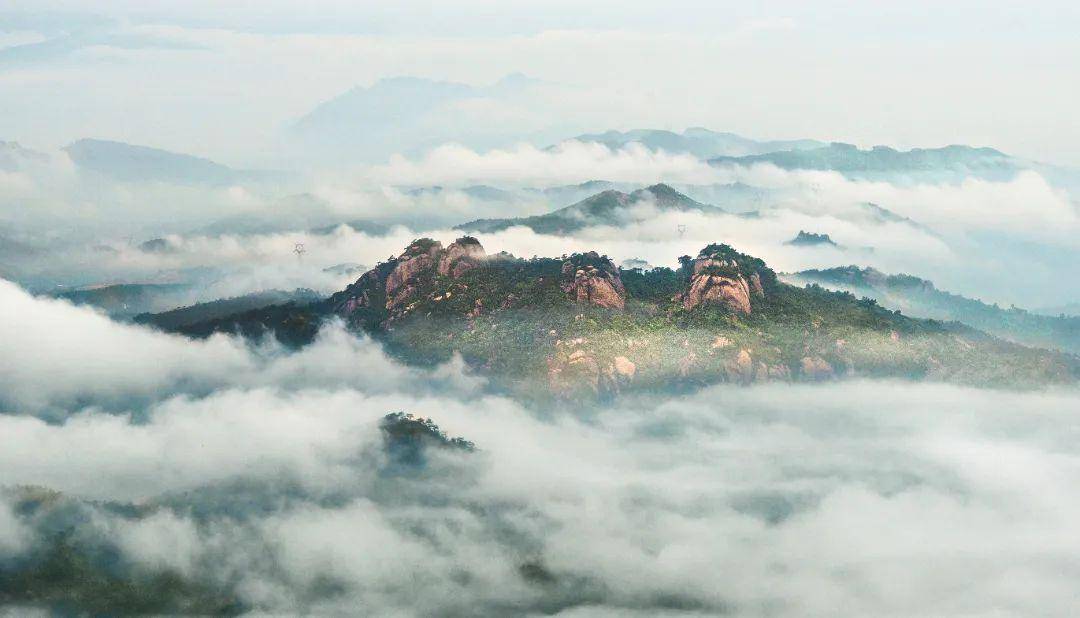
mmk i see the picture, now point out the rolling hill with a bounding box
[456,183,723,234]
[709,142,1020,179]
[64,139,280,185]
[568,127,824,158]
[784,265,1080,354]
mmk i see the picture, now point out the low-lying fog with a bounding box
[2,142,1078,307]
[2,281,1080,615]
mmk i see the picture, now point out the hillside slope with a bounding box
[65,139,279,185]
[709,142,1019,179]
[785,266,1080,354]
[147,238,1080,399]
[568,127,824,158]
[457,183,722,234]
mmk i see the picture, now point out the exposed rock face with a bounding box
[680,245,772,315]
[337,268,383,314]
[547,349,602,399]
[560,252,626,309]
[735,349,754,381]
[332,237,493,323]
[711,335,732,349]
[749,272,765,297]
[684,268,752,314]
[438,236,486,278]
[612,356,636,379]
[385,239,443,312]
[800,356,834,380]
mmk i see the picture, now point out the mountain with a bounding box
[784,266,1080,354]
[288,74,558,160]
[64,138,279,185]
[403,184,522,203]
[145,237,1080,397]
[456,183,724,234]
[53,282,193,319]
[568,127,825,158]
[133,289,322,330]
[709,142,1020,179]
[1036,303,1080,318]
[193,193,370,236]
[292,76,475,142]
[786,231,838,247]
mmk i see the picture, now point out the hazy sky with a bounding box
[2,1,1079,166]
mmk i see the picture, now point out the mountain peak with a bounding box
[642,182,677,195]
[457,184,722,235]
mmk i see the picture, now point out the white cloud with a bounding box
[0,496,32,557]
[361,141,722,187]
[1,274,1079,614]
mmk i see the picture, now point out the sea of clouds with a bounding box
[2,141,1077,307]
[2,279,1080,615]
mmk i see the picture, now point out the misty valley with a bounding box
[2,4,1080,616]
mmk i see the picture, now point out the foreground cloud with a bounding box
[1,281,1079,614]
[0,279,480,418]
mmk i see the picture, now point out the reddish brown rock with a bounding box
[683,271,752,314]
[385,239,443,312]
[438,236,486,278]
[548,349,602,399]
[679,255,755,314]
[680,245,773,315]
[800,356,834,380]
[560,253,626,309]
[738,348,754,376]
[711,335,732,349]
[612,356,636,380]
[749,272,765,297]
[724,348,755,382]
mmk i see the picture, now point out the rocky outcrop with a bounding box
[332,237,492,322]
[612,356,636,380]
[800,356,834,380]
[749,272,764,297]
[385,239,443,313]
[679,245,772,315]
[340,268,385,313]
[560,252,626,309]
[438,236,486,278]
[684,267,752,314]
[548,349,603,399]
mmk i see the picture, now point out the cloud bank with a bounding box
[1,281,1079,615]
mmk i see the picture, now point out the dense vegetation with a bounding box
[0,488,242,615]
[785,230,837,246]
[134,289,321,330]
[55,283,191,319]
[456,183,723,234]
[0,412,476,615]
[787,266,1080,355]
[141,241,1080,399]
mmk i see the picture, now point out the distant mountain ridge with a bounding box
[64,138,281,185]
[784,265,1080,354]
[709,142,1019,179]
[786,231,838,247]
[456,183,722,234]
[288,73,558,160]
[567,127,825,158]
